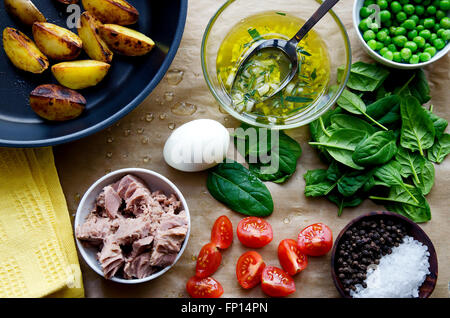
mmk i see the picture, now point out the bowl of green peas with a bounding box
[353,0,450,69]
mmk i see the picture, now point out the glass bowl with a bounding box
[201,0,351,129]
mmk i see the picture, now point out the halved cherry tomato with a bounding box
[236,251,266,289]
[195,242,222,278]
[261,266,295,297]
[278,239,308,276]
[211,215,233,250]
[297,223,333,256]
[237,217,273,248]
[186,276,224,298]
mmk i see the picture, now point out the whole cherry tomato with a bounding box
[261,266,295,297]
[195,242,222,278]
[186,276,224,298]
[297,223,333,256]
[236,251,266,289]
[237,217,273,248]
[278,239,308,276]
[211,215,233,250]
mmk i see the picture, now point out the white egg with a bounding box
[163,119,230,172]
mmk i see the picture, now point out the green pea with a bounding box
[413,36,426,47]
[399,0,409,4]
[409,54,420,64]
[408,29,418,39]
[384,35,392,44]
[401,47,412,59]
[365,0,376,5]
[391,1,403,13]
[442,29,450,41]
[436,10,446,21]
[370,22,380,32]
[433,23,441,32]
[396,12,408,22]
[377,0,389,9]
[387,43,397,51]
[380,10,392,22]
[424,18,435,29]
[393,51,402,62]
[382,50,394,60]
[367,39,378,50]
[409,15,420,24]
[425,42,432,48]
[439,0,450,10]
[437,28,445,37]
[430,32,438,40]
[415,5,425,15]
[377,30,389,41]
[403,19,416,30]
[389,26,398,35]
[424,46,437,56]
[440,17,450,29]
[403,4,415,14]
[393,35,408,46]
[417,24,425,31]
[433,38,446,49]
[363,30,377,41]
[359,18,371,31]
[395,26,407,35]
[419,29,432,39]
[419,52,432,62]
[405,41,418,52]
[376,41,385,50]
[423,0,431,5]
[380,47,389,55]
[360,6,372,18]
[427,5,437,14]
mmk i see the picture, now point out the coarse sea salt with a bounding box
[351,235,430,298]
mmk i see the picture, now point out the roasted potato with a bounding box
[99,24,155,56]
[4,0,46,26]
[30,84,86,121]
[2,27,49,74]
[81,0,139,25]
[32,22,82,60]
[77,11,113,63]
[52,60,110,89]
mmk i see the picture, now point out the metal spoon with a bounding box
[232,0,340,103]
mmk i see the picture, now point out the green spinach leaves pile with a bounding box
[306,61,449,223]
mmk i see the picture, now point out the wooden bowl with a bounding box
[331,211,438,298]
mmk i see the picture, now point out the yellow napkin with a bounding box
[0,147,84,298]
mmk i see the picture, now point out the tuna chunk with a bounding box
[112,215,153,245]
[130,236,154,258]
[116,175,150,200]
[76,214,117,245]
[97,238,125,279]
[103,185,122,219]
[123,253,157,279]
[149,250,178,268]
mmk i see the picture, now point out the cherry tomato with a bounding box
[237,217,273,248]
[297,223,333,256]
[211,215,233,250]
[278,239,308,276]
[186,276,224,298]
[236,251,266,289]
[195,242,222,278]
[261,266,295,297]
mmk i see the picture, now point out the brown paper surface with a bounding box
[54,0,449,298]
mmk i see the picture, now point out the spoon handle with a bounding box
[289,0,340,45]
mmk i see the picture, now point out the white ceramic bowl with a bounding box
[353,0,450,69]
[74,168,190,284]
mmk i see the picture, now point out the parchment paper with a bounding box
[54,0,449,298]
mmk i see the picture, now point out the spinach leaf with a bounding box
[428,133,450,164]
[304,169,336,197]
[337,170,374,197]
[353,131,398,166]
[400,95,435,156]
[341,61,390,92]
[370,186,431,222]
[394,147,425,184]
[425,108,448,139]
[337,89,388,130]
[408,69,431,104]
[373,161,420,204]
[327,193,364,216]
[366,95,401,127]
[329,114,377,134]
[309,128,368,170]
[414,160,435,195]
[207,161,274,217]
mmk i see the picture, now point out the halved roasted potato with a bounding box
[2,27,49,74]
[30,84,86,121]
[32,22,82,60]
[81,0,139,25]
[99,24,154,56]
[77,11,113,63]
[4,0,46,26]
[52,60,110,89]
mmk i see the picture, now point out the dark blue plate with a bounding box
[0,0,187,147]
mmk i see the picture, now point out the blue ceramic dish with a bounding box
[0,0,187,147]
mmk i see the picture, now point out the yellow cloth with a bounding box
[0,147,84,298]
